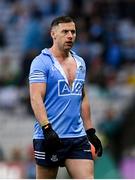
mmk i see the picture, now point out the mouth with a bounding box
[65,41,73,46]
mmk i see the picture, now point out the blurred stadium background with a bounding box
[0,0,135,178]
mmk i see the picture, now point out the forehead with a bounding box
[57,22,76,30]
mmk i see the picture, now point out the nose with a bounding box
[67,31,73,39]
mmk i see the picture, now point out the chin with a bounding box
[64,48,71,53]
[64,46,72,51]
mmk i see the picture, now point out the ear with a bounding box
[51,29,56,40]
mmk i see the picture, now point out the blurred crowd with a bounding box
[0,0,135,178]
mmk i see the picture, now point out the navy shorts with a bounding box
[33,136,93,167]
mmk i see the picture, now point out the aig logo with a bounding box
[58,79,84,96]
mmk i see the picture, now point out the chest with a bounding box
[60,57,77,86]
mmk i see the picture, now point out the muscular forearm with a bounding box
[30,94,49,126]
[81,96,93,130]
[81,86,93,130]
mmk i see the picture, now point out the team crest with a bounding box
[79,65,85,73]
[51,155,58,162]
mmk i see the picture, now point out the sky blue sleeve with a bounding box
[29,55,48,83]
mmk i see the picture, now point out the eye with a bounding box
[63,30,68,34]
[71,30,76,34]
[62,29,76,35]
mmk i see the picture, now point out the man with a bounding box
[29,15,102,179]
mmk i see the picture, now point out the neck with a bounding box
[49,46,70,59]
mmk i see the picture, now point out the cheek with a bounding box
[73,34,76,40]
[59,37,64,43]
[56,35,64,40]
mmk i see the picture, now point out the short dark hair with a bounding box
[51,15,74,29]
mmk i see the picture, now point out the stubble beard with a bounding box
[63,42,74,52]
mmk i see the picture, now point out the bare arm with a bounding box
[81,86,103,156]
[81,86,93,130]
[29,82,49,126]
[30,82,62,151]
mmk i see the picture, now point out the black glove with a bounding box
[86,128,103,157]
[42,123,62,153]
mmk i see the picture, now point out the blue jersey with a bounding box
[29,48,86,139]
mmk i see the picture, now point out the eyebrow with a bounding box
[61,28,76,32]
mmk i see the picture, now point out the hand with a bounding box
[86,128,103,157]
[42,123,62,153]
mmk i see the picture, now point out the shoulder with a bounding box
[71,50,86,67]
[71,50,85,61]
[32,53,51,66]
[31,49,53,69]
